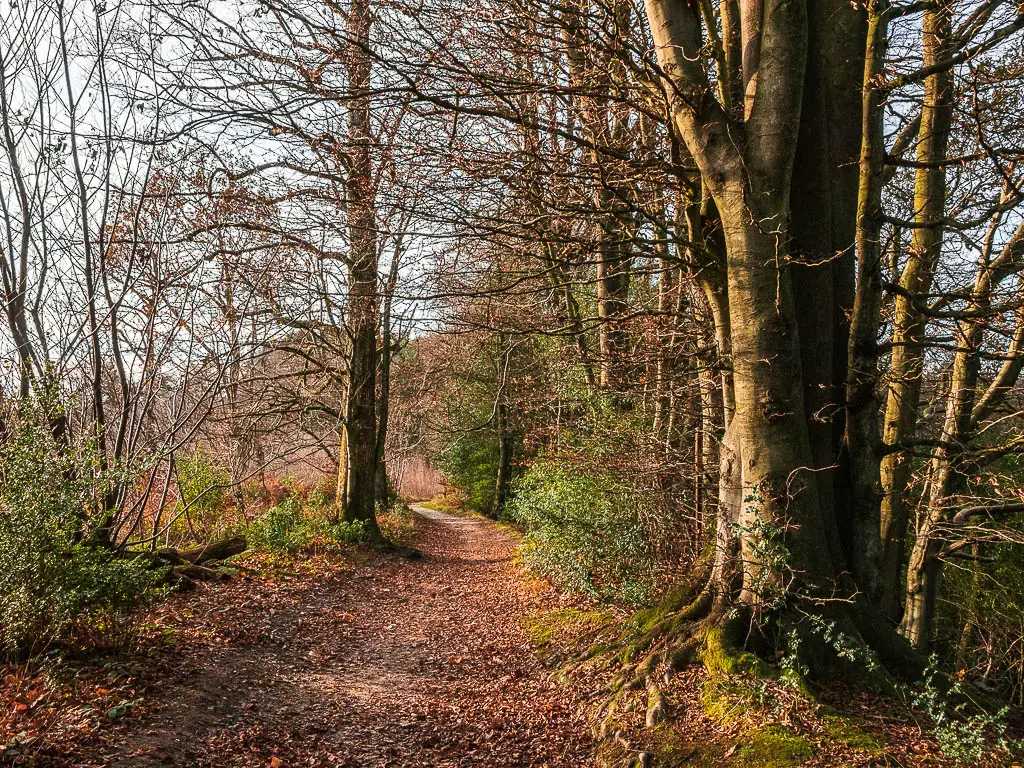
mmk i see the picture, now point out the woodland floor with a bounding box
[5,508,1020,768]
[2,506,594,767]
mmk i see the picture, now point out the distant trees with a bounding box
[0,0,210,543]
[152,0,437,542]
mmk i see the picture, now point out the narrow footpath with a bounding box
[90,506,594,768]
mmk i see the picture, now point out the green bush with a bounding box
[248,497,309,551]
[435,430,499,513]
[942,512,1024,702]
[940,446,1024,700]
[911,660,1015,765]
[306,484,334,515]
[319,518,367,546]
[507,460,656,605]
[248,495,366,552]
[0,401,163,657]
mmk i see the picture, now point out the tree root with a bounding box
[566,570,929,764]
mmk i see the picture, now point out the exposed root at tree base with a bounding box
[535,582,1014,768]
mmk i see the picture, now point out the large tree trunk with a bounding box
[786,0,866,578]
[717,190,837,609]
[645,0,837,611]
[641,0,924,679]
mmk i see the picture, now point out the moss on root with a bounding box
[622,581,712,640]
[608,721,817,768]
[559,582,896,768]
[699,627,770,681]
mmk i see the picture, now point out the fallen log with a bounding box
[179,535,247,564]
[113,536,247,591]
[173,563,232,582]
[154,547,183,565]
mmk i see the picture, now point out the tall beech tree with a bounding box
[638,0,1024,675]
[341,0,384,540]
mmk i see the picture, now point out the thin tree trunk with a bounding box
[901,219,1024,648]
[878,3,954,621]
[494,399,513,516]
[563,0,633,396]
[60,10,113,541]
[341,0,383,542]
[846,0,892,609]
[374,242,402,512]
[680,198,738,596]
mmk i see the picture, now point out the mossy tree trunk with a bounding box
[877,4,954,623]
[642,0,916,677]
[845,0,893,614]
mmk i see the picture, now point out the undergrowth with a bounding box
[247,496,368,552]
[0,398,165,659]
[506,460,658,606]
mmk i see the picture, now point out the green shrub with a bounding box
[507,460,656,605]
[911,661,1015,765]
[435,430,499,513]
[306,484,334,516]
[248,497,309,552]
[940,492,1024,702]
[248,495,366,551]
[0,401,163,657]
[319,518,367,546]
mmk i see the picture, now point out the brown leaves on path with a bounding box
[5,506,593,767]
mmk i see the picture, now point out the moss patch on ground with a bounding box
[644,723,704,766]
[524,607,613,657]
[619,573,710,640]
[699,678,748,729]
[820,711,885,754]
[736,724,814,767]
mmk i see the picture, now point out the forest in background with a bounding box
[3,0,1024,765]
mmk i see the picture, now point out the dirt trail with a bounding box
[95,507,594,768]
